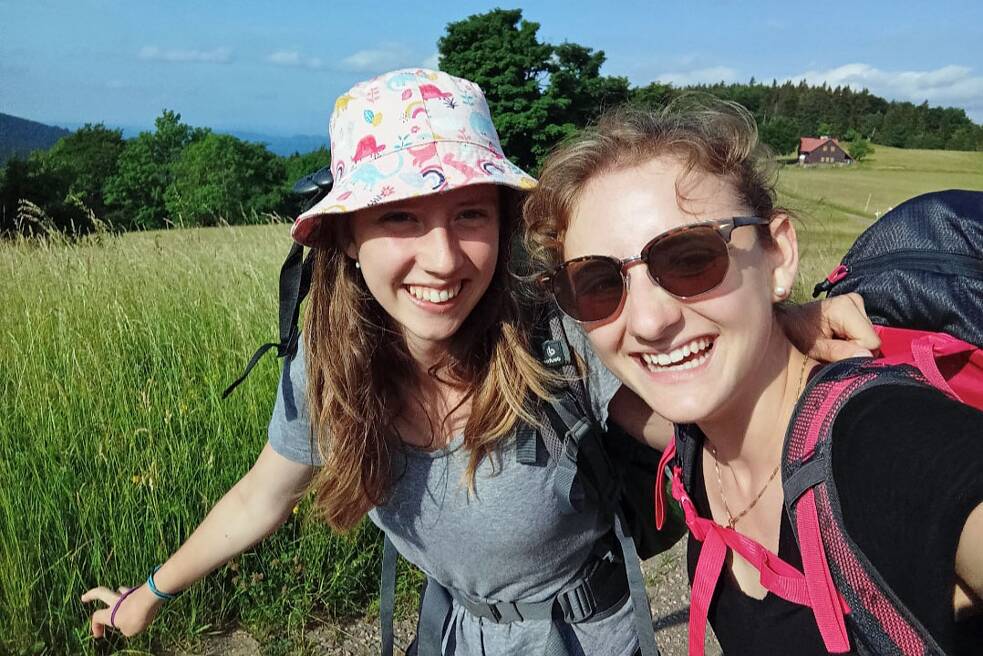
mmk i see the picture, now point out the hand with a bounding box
[81,584,161,638]
[779,293,881,362]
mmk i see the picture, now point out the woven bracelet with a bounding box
[146,565,178,601]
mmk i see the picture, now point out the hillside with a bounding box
[0,112,71,163]
[777,143,983,294]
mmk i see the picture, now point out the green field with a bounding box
[1,144,981,655]
[776,144,983,298]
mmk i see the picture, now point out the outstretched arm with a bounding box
[81,443,314,637]
[955,502,983,620]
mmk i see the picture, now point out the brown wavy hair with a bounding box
[304,189,557,531]
[523,97,781,271]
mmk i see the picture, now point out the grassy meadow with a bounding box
[1,144,982,655]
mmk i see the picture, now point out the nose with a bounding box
[623,265,684,344]
[418,225,464,276]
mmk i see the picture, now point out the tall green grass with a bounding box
[2,145,979,654]
[0,226,393,655]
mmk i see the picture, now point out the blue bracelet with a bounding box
[146,565,178,601]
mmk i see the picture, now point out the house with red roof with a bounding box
[797,136,853,165]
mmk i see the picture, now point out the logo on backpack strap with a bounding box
[541,339,572,368]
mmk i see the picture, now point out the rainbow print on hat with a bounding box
[291,68,538,247]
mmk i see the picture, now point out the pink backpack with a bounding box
[655,190,983,655]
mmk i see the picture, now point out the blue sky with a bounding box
[3,0,982,137]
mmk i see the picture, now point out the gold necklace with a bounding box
[710,356,810,529]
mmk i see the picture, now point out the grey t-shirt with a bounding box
[268,320,638,656]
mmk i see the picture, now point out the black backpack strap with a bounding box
[544,398,596,514]
[537,312,661,656]
[381,535,451,656]
[514,423,540,465]
[613,510,661,656]
[380,535,399,656]
[222,242,315,398]
[224,165,332,399]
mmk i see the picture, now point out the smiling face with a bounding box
[563,156,798,426]
[346,184,501,360]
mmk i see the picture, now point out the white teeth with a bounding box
[639,337,714,372]
[408,283,461,304]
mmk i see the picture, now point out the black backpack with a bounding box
[225,168,686,656]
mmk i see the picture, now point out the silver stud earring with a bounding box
[355,261,361,270]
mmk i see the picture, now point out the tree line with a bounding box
[3,8,980,239]
[0,110,329,238]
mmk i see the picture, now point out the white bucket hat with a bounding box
[291,68,538,247]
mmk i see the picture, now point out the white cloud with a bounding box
[788,63,983,117]
[340,44,414,73]
[139,46,231,64]
[422,52,440,70]
[654,66,739,86]
[267,50,324,69]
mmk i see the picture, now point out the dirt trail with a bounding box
[169,541,720,655]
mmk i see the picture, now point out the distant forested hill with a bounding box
[0,113,71,163]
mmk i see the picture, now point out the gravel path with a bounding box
[170,541,720,656]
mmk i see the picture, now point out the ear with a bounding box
[767,213,799,302]
[343,240,358,260]
[338,217,358,260]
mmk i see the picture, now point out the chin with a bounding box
[631,378,721,426]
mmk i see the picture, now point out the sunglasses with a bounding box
[542,216,771,322]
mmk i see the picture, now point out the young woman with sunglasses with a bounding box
[525,101,983,654]
[81,72,877,655]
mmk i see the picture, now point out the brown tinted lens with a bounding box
[553,258,625,321]
[648,227,729,297]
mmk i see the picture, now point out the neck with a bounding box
[699,320,811,480]
[404,333,452,377]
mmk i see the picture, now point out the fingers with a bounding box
[82,586,124,639]
[90,607,112,639]
[809,338,871,363]
[81,586,118,606]
[827,293,880,353]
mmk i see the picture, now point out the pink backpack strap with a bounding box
[784,358,944,655]
[662,460,850,656]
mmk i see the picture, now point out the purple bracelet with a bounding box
[110,586,140,629]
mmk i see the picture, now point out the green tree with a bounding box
[438,9,556,170]
[847,138,872,162]
[631,82,676,109]
[164,133,286,226]
[538,42,631,159]
[281,147,331,215]
[38,124,124,221]
[103,110,208,230]
[759,116,800,155]
[439,9,630,170]
[0,155,77,237]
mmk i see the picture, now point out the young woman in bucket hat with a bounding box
[82,70,878,655]
[526,100,983,654]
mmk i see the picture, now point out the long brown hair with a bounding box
[304,189,557,531]
[524,97,780,270]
